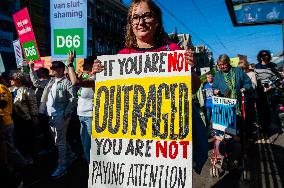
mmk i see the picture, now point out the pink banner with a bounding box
[13,7,43,68]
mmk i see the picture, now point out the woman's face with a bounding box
[218,60,230,73]
[131,2,158,44]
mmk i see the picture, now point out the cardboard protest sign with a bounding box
[50,0,87,58]
[230,57,239,67]
[13,7,43,68]
[13,39,24,68]
[89,50,192,188]
[212,96,237,135]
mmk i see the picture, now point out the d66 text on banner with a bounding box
[13,7,43,68]
[50,0,87,58]
[89,50,192,188]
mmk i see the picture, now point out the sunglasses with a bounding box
[261,54,268,57]
[51,65,62,70]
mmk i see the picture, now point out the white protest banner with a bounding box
[50,0,87,58]
[212,96,237,135]
[89,50,192,188]
[13,39,24,68]
[0,53,5,73]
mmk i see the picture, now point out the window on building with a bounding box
[87,3,92,18]
[87,42,92,56]
[87,24,92,40]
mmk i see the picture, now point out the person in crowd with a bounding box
[10,72,39,162]
[213,54,252,168]
[202,74,214,136]
[0,76,30,169]
[255,50,281,136]
[0,82,24,188]
[66,53,102,164]
[29,66,50,106]
[118,0,207,174]
[238,59,258,139]
[29,62,53,155]
[39,61,77,179]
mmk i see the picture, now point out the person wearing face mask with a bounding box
[255,50,282,136]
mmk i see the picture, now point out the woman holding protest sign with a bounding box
[119,0,207,174]
[212,54,252,172]
[67,0,207,175]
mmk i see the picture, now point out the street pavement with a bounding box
[17,126,284,188]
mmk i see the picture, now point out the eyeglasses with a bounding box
[261,54,268,57]
[131,12,155,25]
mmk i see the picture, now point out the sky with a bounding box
[122,0,283,63]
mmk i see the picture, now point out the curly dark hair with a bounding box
[125,0,170,49]
[257,50,271,63]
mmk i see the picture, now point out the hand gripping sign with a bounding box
[89,50,192,188]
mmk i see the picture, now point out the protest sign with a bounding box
[0,53,5,73]
[13,39,24,68]
[230,57,239,67]
[89,50,192,188]
[212,96,237,135]
[13,7,43,68]
[50,0,87,58]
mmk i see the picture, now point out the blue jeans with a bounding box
[79,116,92,163]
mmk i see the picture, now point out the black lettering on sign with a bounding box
[152,53,159,72]
[103,138,112,155]
[127,164,134,186]
[178,167,187,188]
[145,140,153,157]
[170,83,179,140]
[109,59,114,76]
[157,83,170,139]
[125,57,134,74]
[131,85,146,135]
[122,85,133,134]
[170,166,178,188]
[159,52,167,72]
[113,139,122,155]
[125,139,134,155]
[104,60,108,76]
[118,58,126,75]
[135,139,144,157]
[95,86,109,133]
[144,54,152,73]
[95,138,103,155]
[145,85,157,136]
[134,55,143,74]
[179,83,189,139]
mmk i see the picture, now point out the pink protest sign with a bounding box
[13,7,43,68]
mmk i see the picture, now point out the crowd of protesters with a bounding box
[1,0,284,187]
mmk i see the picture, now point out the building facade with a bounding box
[0,0,128,73]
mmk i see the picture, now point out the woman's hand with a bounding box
[91,60,104,75]
[214,89,220,95]
[28,60,35,70]
[184,46,195,68]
